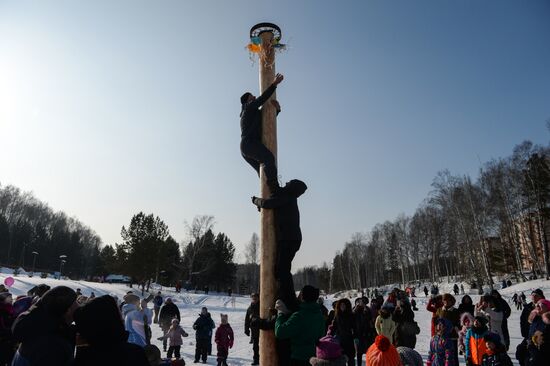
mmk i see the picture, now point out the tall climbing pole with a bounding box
[249,22,282,366]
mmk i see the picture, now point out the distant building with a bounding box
[516,211,550,273]
[105,274,131,283]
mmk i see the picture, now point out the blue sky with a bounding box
[1,0,549,269]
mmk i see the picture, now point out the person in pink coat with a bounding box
[215,314,234,366]
[166,318,188,359]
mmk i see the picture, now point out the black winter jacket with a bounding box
[393,304,418,348]
[245,302,260,339]
[159,303,180,327]
[11,306,75,366]
[332,315,356,351]
[481,351,513,366]
[193,313,215,339]
[253,180,307,241]
[240,84,277,141]
[521,302,535,338]
[353,306,374,344]
[74,338,149,366]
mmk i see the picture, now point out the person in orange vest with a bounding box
[464,315,489,366]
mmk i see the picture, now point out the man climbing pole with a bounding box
[240,73,284,193]
[252,179,307,312]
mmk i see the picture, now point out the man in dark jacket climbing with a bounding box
[240,73,284,193]
[252,179,307,312]
[245,293,260,365]
[193,307,215,363]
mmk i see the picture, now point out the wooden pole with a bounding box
[258,30,278,366]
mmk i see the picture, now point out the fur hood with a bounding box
[460,312,474,327]
[309,356,348,366]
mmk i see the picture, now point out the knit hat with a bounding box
[123,293,140,304]
[365,335,401,366]
[396,346,423,366]
[531,289,545,298]
[0,292,12,303]
[13,296,32,316]
[484,332,503,346]
[38,286,77,319]
[442,293,456,306]
[27,284,51,298]
[537,299,550,310]
[309,355,348,366]
[143,344,161,366]
[74,295,127,346]
[315,334,342,360]
[301,285,320,303]
[474,314,489,326]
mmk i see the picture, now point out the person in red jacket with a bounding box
[215,314,234,366]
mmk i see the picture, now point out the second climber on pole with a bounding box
[240,73,284,192]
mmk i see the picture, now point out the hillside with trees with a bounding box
[295,139,550,293]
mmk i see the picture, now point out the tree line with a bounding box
[0,186,237,291]
[93,213,238,293]
[294,139,550,293]
[0,184,102,277]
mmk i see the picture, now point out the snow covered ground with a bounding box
[2,271,549,365]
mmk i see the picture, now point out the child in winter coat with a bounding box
[459,313,475,356]
[427,318,456,366]
[464,315,490,366]
[396,346,423,366]
[526,320,550,366]
[375,306,397,343]
[427,295,443,337]
[166,318,188,359]
[475,296,504,342]
[481,332,512,366]
[309,328,347,366]
[215,314,234,366]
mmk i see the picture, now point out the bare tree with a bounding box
[182,215,215,282]
[245,233,259,264]
[244,232,260,292]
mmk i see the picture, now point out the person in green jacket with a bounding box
[275,285,326,366]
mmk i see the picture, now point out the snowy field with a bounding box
[2,271,549,365]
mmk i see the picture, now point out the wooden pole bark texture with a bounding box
[259,30,278,366]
